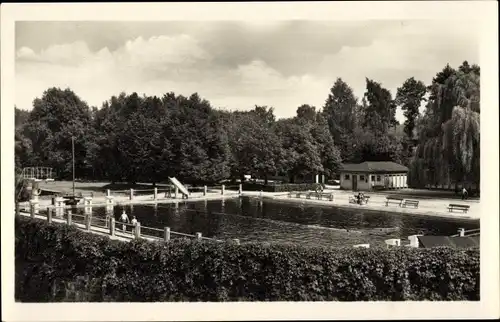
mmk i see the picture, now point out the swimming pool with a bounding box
[68,196,480,248]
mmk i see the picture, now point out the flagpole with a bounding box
[72,136,75,196]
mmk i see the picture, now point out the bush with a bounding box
[242,182,321,192]
[15,216,480,302]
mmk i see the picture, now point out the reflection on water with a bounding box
[74,197,479,248]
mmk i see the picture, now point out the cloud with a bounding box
[15,34,213,108]
[15,21,480,122]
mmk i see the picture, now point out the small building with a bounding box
[339,161,409,191]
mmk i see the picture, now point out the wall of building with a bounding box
[340,172,408,191]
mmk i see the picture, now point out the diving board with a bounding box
[168,177,189,197]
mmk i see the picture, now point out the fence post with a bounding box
[106,196,114,206]
[30,204,35,218]
[129,188,134,200]
[154,188,158,200]
[174,187,178,199]
[47,207,52,223]
[196,232,202,240]
[164,227,171,242]
[106,189,111,197]
[15,202,20,216]
[203,186,207,196]
[67,211,72,226]
[239,184,242,195]
[109,217,115,236]
[30,199,39,216]
[221,185,225,195]
[135,222,141,239]
[458,228,465,237]
[85,214,91,231]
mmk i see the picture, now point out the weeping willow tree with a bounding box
[409,61,480,191]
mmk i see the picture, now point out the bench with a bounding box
[288,192,314,199]
[448,204,470,213]
[295,192,307,198]
[385,196,404,207]
[305,192,315,199]
[402,199,419,208]
[316,192,334,201]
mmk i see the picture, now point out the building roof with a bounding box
[339,161,409,173]
[417,236,480,249]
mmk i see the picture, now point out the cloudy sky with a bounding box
[15,20,479,122]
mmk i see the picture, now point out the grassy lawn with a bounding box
[38,181,111,196]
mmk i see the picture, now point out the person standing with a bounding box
[462,187,468,200]
[120,210,130,232]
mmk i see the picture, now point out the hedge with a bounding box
[15,216,480,302]
[242,182,322,192]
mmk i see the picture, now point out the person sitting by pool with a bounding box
[120,210,130,232]
[357,192,365,205]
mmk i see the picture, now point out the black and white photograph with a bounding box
[1,1,498,321]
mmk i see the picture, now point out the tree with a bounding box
[163,93,231,184]
[227,110,281,184]
[362,78,398,133]
[322,78,358,160]
[310,113,342,178]
[395,77,427,140]
[409,61,480,191]
[15,106,30,129]
[250,105,276,125]
[20,88,93,179]
[275,118,323,182]
[296,104,317,121]
[274,106,341,182]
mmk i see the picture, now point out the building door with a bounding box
[352,175,358,191]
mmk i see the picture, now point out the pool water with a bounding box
[70,196,479,248]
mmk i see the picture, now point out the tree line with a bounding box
[15,61,480,189]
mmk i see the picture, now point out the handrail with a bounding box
[170,231,197,238]
[223,185,240,189]
[188,187,205,191]
[450,228,480,237]
[116,221,137,228]
[45,203,109,209]
[141,232,162,240]
[201,236,223,242]
[17,209,231,244]
[68,213,87,219]
[141,226,163,233]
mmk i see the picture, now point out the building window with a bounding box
[377,175,381,181]
[371,175,375,181]
[360,175,365,181]
[344,174,350,180]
